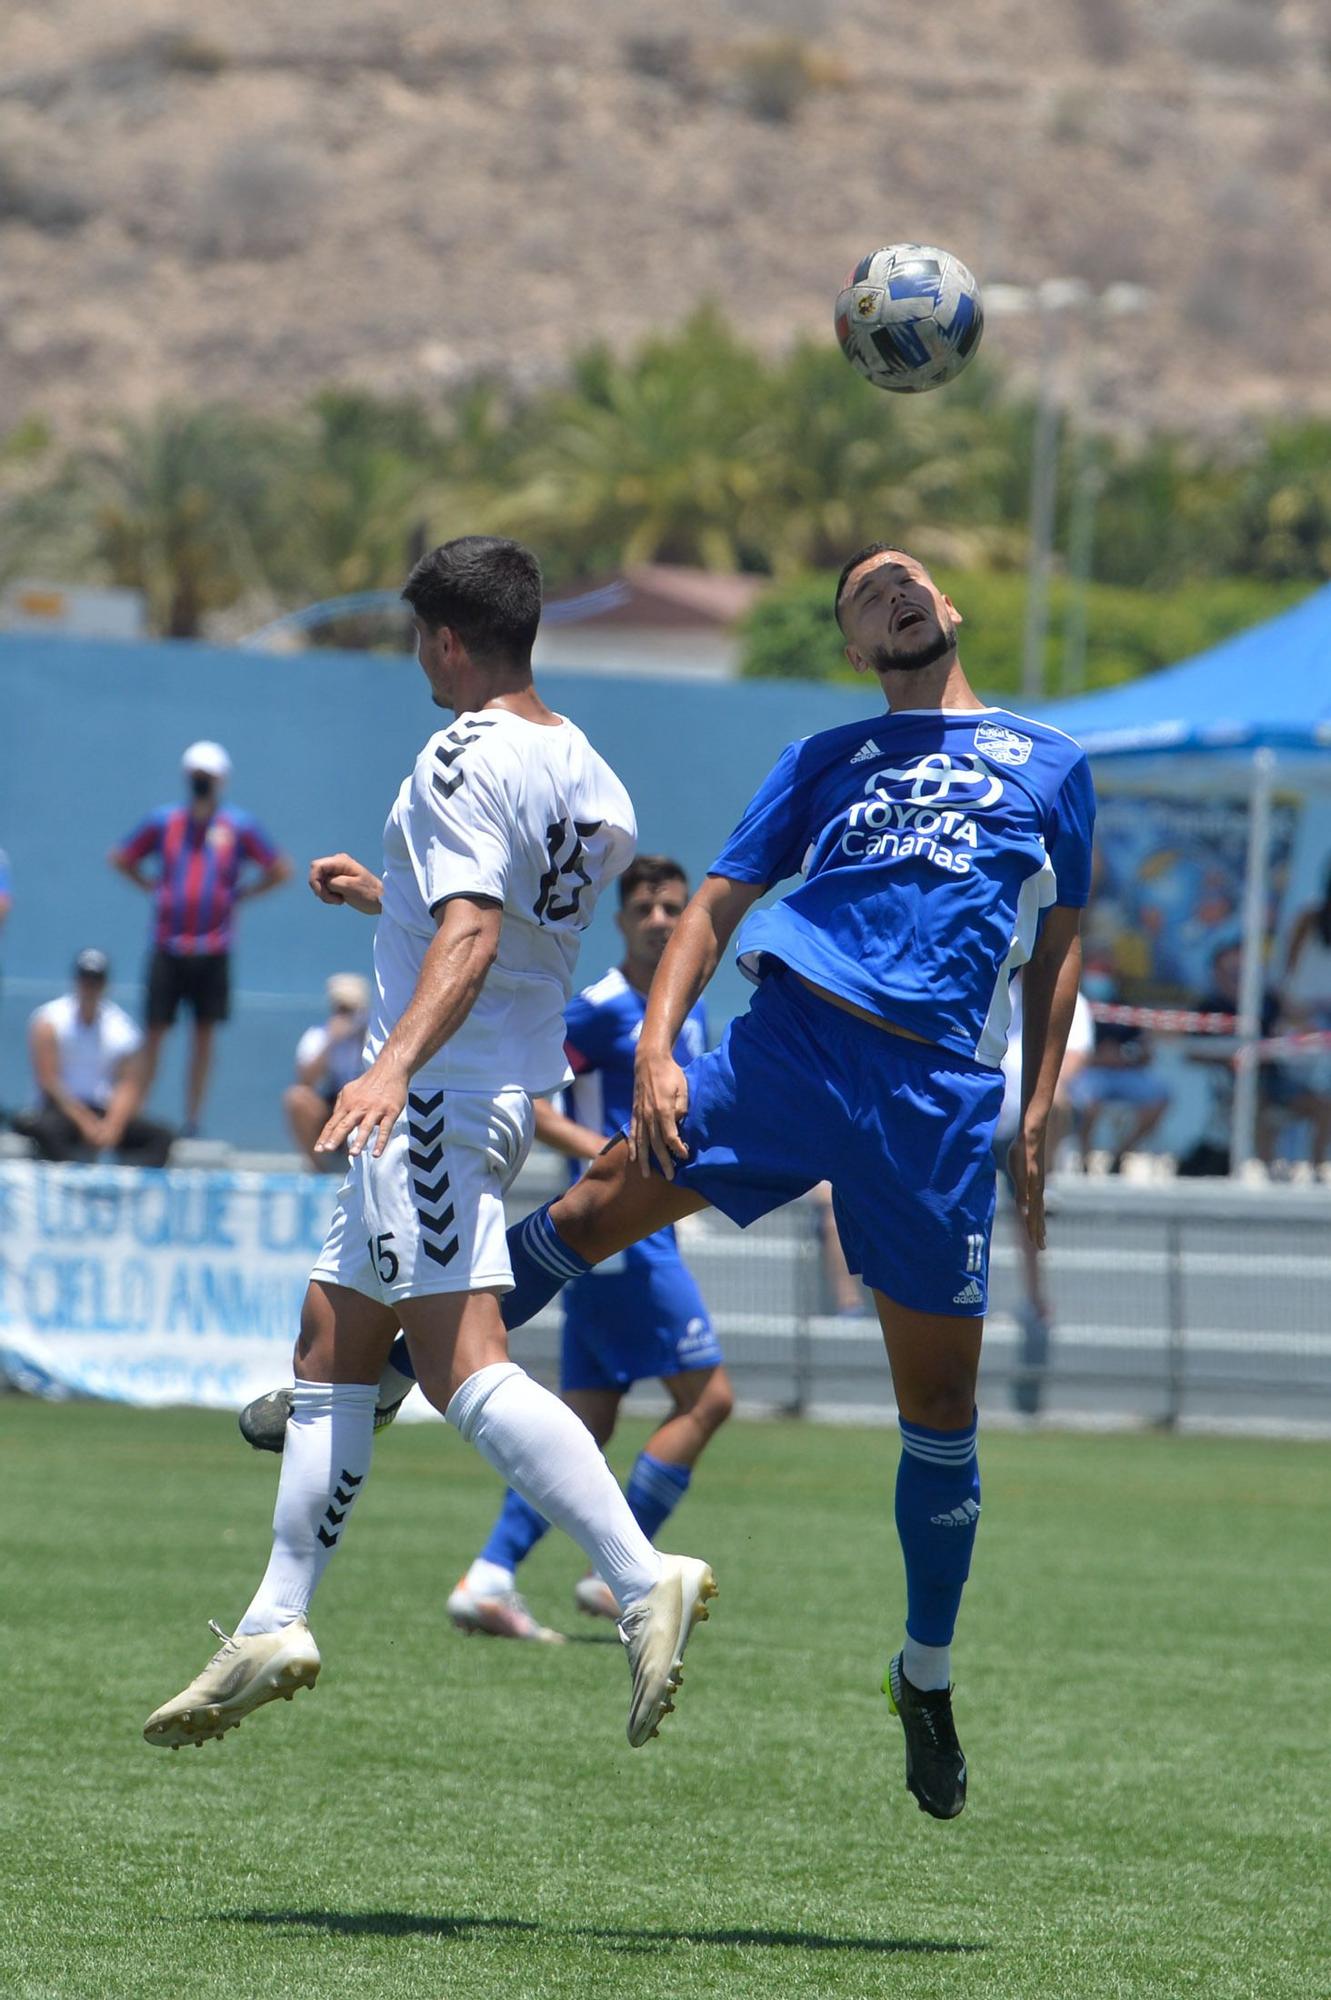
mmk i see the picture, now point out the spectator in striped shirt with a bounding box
[110,741,291,1134]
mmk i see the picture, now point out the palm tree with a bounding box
[491,308,774,576]
[10,406,290,636]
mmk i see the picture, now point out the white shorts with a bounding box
[309,1085,534,1303]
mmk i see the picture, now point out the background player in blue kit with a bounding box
[494,545,1095,1819]
[447,856,733,1642]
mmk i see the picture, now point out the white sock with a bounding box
[902,1636,952,1692]
[465,1557,516,1596]
[236,1381,377,1635]
[447,1362,663,1611]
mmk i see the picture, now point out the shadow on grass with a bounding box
[230,1909,983,1956]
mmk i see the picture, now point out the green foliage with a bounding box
[740,565,1308,694]
[3,311,1330,641]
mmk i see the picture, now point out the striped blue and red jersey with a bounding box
[114,806,279,955]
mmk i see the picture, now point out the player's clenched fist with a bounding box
[309,853,383,915]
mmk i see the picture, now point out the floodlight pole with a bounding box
[1021,305,1062,702]
[1062,450,1102,695]
[1230,747,1276,1175]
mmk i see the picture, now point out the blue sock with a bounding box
[501,1202,593,1331]
[625,1451,692,1542]
[385,1334,415,1382]
[894,1413,980,1647]
[479,1486,552,1573]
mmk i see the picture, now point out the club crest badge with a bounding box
[974,722,1033,767]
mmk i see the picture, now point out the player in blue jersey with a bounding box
[446,855,733,1642]
[493,546,1095,1818]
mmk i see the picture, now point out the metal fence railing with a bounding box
[507,1159,1331,1431]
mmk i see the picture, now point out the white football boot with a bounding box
[618,1554,717,1748]
[143,1618,320,1748]
[446,1577,564,1644]
[573,1574,621,1622]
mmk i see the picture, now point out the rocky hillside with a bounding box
[3,0,1330,434]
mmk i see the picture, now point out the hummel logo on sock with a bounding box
[850,738,883,765]
[951,1278,984,1306]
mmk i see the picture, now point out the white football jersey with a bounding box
[366,709,636,1093]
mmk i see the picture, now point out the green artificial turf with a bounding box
[0,1400,1325,2000]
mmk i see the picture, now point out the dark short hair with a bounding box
[401,536,542,662]
[618,854,688,907]
[833,541,911,629]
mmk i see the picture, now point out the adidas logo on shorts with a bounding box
[951,1278,984,1306]
[849,737,883,765]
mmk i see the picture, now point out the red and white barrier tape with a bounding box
[1085,1000,1331,1064]
[1087,1001,1236,1034]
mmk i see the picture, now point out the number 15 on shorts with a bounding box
[368,1233,399,1283]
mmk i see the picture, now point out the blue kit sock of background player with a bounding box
[625,1452,692,1541]
[893,1411,980,1691]
[475,1486,552,1581]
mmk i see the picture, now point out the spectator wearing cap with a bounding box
[109,741,291,1135]
[13,950,173,1166]
[284,973,371,1169]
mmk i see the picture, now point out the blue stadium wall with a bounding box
[0,634,871,1147]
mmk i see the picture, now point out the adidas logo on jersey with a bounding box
[930,1499,981,1528]
[849,738,883,764]
[951,1278,984,1306]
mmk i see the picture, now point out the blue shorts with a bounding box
[669,968,1004,1317]
[561,1257,723,1393]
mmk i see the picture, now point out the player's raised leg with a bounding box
[450,1384,621,1639]
[144,1279,396,1747]
[877,1293,982,1820]
[399,1286,716,1742]
[503,1137,710,1329]
[575,1364,735,1620]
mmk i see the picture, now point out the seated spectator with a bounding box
[14,950,173,1166]
[1065,962,1171,1172]
[284,972,370,1169]
[1196,938,1331,1169]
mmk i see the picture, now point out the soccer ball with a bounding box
[835,244,983,393]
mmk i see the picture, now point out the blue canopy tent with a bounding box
[1037,582,1331,1170]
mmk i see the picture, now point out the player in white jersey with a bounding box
[144,537,716,1754]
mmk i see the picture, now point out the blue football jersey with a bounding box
[711,707,1095,1067]
[560,967,709,1266]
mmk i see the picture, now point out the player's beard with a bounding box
[866,623,956,675]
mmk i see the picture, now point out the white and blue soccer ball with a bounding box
[835,244,984,393]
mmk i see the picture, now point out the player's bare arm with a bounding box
[108,849,155,893]
[1009,905,1083,1252]
[632,874,765,1178]
[316,894,501,1160]
[533,1097,606,1161]
[309,852,383,914]
[235,853,293,902]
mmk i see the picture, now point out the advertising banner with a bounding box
[0,1162,339,1409]
[1086,791,1299,1000]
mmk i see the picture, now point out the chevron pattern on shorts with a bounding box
[407,1090,459,1269]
